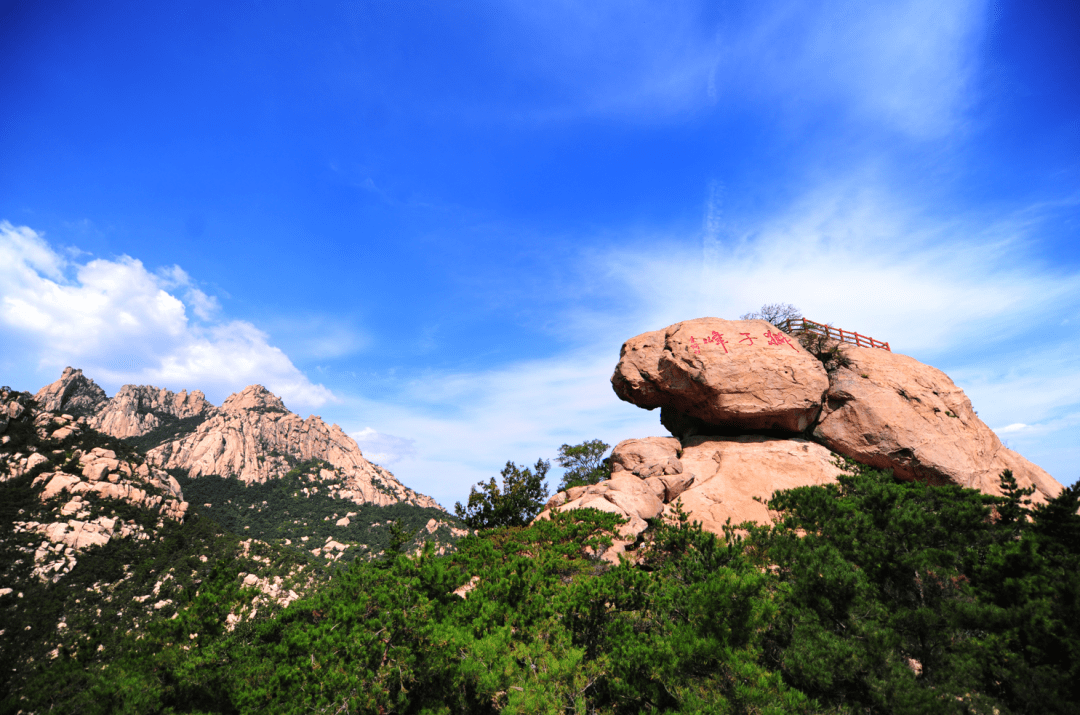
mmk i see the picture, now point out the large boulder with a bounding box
[669,435,846,533]
[611,318,829,435]
[814,346,1062,502]
[609,437,695,502]
[537,475,666,562]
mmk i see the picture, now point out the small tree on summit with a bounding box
[739,302,802,326]
[454,459,550,530]
[555,439,611,492]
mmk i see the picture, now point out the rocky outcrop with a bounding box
[537,474,666,562]
[30,371,442,511]
[539,435,846,559]
[546,316,1067,551]
[88,384,214,439]
[0,387,189,583]
[669,435,845,533]
[33,367,107,417]
[612,318,829,435]
[814,346,1061,502]
[147,385,438,508]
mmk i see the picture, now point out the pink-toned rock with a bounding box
[89,384,214,439]
[149,385,439,508]
[33,368,108,417]
[669,435,846,534]
[814,346,1063,502]
[41,474,81,501]
[612,318,829,435]
[537,475,665,561]
[610,436,684,478]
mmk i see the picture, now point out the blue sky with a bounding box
[2,0,1078,507]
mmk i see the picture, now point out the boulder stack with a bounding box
[541,317,1064,551]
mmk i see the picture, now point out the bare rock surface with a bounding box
[537,475,665,562]
[612,318,829,434]
[815,346,1062,502]
[88,384,214,439]
[148,385,439,508]
[669,436,846,534]
[32,370,442,511]
[33,367,107,417]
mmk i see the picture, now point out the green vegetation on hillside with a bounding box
[13,461,1078,714]
[454,458,551,529]
[555,439,611,491]
[122,414,208,454]
[175,460,464,559]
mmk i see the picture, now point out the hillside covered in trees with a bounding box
[11,460,1079,714]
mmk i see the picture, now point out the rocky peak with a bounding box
[33,367,107,417]
[90,384,216,439]
[221,385,288,415]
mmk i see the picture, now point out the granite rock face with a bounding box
[544,316,1066,554]
[33,367,107,417]
[89,384,215,439]
[669,435,846,534]
[148,385,438,508]
[814,346,1061,502]
[612,318,829,435]
[30,370,442,510]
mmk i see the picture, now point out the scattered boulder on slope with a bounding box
[611,318,829,435]
[814,345,1061,502]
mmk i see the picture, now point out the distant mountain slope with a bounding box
[2,372,467,705]
[34,368,440,509]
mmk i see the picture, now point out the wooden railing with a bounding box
[777,318,891,352]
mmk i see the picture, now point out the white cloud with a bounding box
[0,221,334,409]
[994,423,1028,434]
[350,427,418,465]
[487,0,987,135]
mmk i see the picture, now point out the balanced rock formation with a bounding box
[545,317,1065,553]
[814,346,1061,501]
[612,318,829,435]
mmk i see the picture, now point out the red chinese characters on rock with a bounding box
[702,330,729,353]
[764,330,798,350]
[690,330,798,353]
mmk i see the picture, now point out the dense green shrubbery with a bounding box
[8,459,1080,714]
[122,414,209,455]
[175,461,462,558]
[454,459,551,530]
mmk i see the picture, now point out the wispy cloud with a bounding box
[0,222,334,409]
[473,0,988,134]
[330,173,1080,503]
